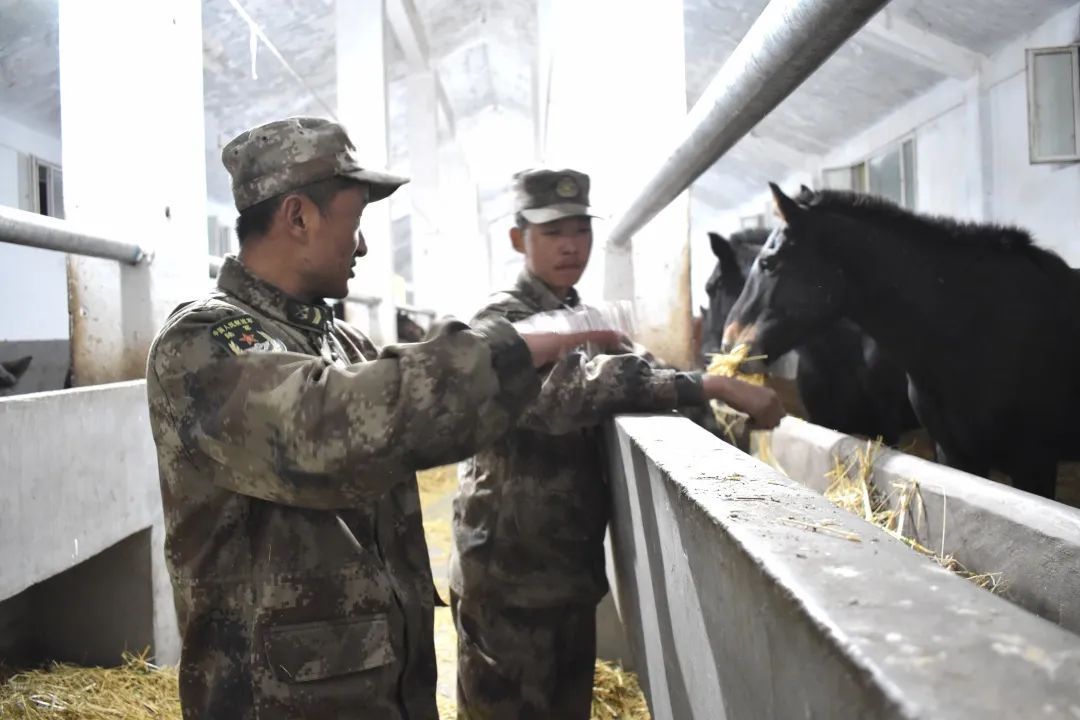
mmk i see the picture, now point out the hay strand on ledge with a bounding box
[823,439,1004,593]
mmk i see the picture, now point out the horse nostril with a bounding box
[721,322,742,352]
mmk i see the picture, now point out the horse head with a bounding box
[722,183,848,364]
[701,228,770,358]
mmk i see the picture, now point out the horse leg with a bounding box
[1003,452,1058,500]
[934,444,991,479]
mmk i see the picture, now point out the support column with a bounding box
[337,0,397,343]
[537,0,691,367]
[406,70,440,314]
[59,0,209,385]
[435,142,487,320]
[963,70,995,222]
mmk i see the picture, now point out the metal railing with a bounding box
[0,210,386,310]
[0,205,148,264]
[208,255,383,307]
[397,303,437,320]
[607,0,891,246]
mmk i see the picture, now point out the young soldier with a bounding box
[450,168,784,718]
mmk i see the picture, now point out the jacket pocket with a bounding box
[263,615,395,683]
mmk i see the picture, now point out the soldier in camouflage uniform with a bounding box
[145,119,621,720]
[450,168,784,719]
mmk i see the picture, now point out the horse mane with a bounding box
[800,188,1067,270]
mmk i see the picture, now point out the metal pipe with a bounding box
[0,204,148,264]
[345,293,382,307]
[607,0,891,246]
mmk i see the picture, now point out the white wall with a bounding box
[988,10,1080,261]
[693,1,1080,290]
[0,113,69,342]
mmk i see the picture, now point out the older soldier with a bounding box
[145,119,619,720]
[450,168,784,719]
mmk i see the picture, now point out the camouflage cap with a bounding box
[512,168,600,224]
[222,117,409,211]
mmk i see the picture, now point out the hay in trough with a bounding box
[0,651,180,719]
[824,440,1004,593]
[591,661,651,720]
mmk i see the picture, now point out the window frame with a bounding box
[1026,45,1080,164]
[821,136,916,209]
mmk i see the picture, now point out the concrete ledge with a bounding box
[769,417,1080,635]
[605,414,1080,720]
[0,381,178,663]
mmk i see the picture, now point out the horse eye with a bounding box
[759,255,778,272]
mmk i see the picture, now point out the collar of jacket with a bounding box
[514,270,582,314]
[217,256,334,334]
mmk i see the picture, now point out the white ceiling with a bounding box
[1,0,1076,217]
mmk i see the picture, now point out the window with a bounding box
[739,213,765,230]
[822,138,916,209]
[392,216,414,306]
[206,216,236,257]
[822,163,867,192]
[18,155,64,218]
[1026,45,1080,163]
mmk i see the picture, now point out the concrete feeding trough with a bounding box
[766,417,1080,636]
[0,381,178,667]
[603,413,1080,719]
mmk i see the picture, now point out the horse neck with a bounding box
[821,216,968,380]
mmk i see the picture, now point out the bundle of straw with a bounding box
[591,660,651,720]
[705,344,766,386]
[704,344,768,444]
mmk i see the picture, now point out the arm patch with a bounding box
[209,315,286,355]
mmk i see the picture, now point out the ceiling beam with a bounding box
[860,9,986,79]
[386,0,457,137]
[224,0,338,119]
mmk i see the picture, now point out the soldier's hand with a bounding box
[702,375,785,429]
[520,330,624,367]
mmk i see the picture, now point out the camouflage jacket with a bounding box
[145,257,539,720]
[449,271,704,608]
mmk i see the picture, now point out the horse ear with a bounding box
[708,232,738,270]
[770,183,803,225]
[1,355,31,379]
[800,184,812,196]
[708,232,726,257]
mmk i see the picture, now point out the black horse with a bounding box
[0,355,32,390]
[724,184,1080,499]
[396,309,427,343]
[702,230,916,445]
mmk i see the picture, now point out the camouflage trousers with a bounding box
[450,592,596,720]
